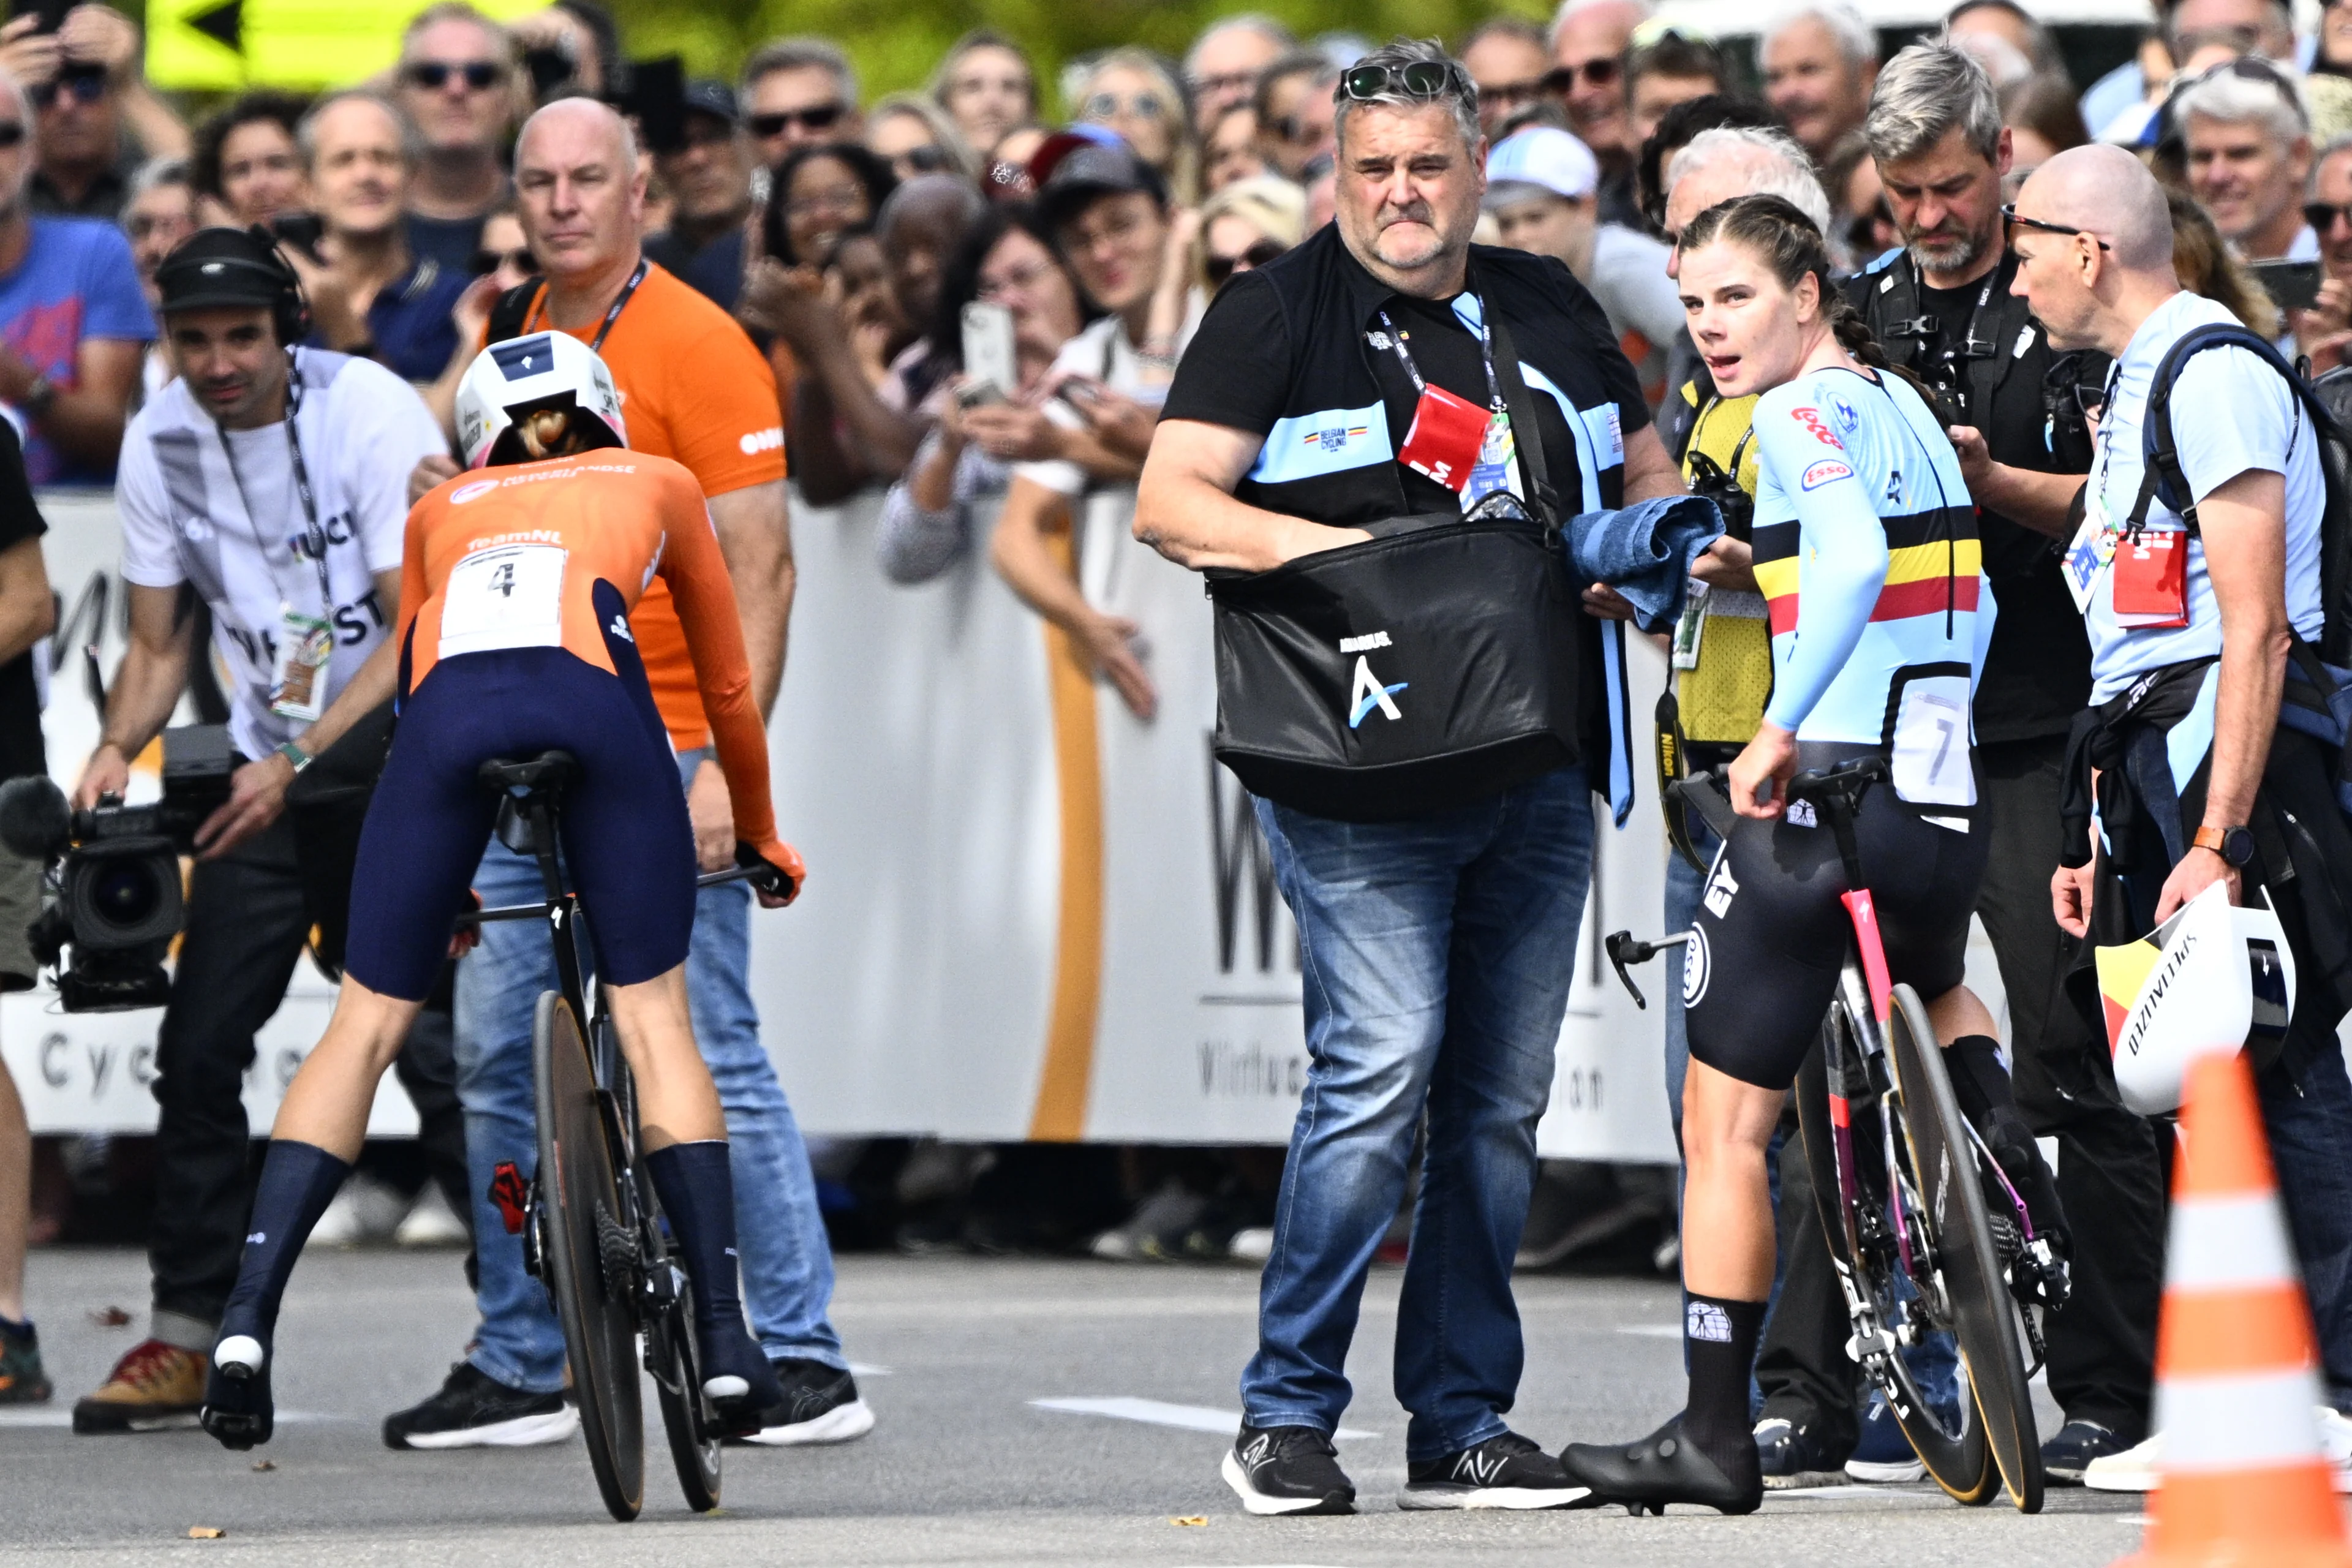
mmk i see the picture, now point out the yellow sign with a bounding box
[146,0,543,92]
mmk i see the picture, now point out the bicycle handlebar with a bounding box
[456,864,765,927]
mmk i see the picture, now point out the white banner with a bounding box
[12,487,1681,1161]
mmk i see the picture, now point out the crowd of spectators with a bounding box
[12,0,2352,1269]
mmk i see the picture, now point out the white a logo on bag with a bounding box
[1348,654,1408,729]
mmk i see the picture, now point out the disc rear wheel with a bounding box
[648,1216,722,1510]
[534,990,645,1522]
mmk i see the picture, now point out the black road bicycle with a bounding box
[1608,757,2053,1513]
[469,750,772,1522]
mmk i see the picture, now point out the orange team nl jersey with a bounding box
[493,263,786,750]
[399,452,786,864]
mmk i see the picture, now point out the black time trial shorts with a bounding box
[1681,745,1989,1093]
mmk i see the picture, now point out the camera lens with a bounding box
[89,861,161,927]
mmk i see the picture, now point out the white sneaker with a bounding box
[2087,1411,2352,1494]
[2083,1431,2161,1492]
[309,1175,410,1248]
[393,1186,469,1247]
[1227,1227,1274,1265]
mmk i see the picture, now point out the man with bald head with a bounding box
[2013,143,2352,1470]
[388,98,871,1452]
[1550,0,1650,222]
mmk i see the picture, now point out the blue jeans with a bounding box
[1243,766,1594,1462]
[455,751,846,1394]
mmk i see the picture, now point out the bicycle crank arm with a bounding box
[1603,930,1691,1010]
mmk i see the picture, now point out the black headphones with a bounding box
[153,225,312,348]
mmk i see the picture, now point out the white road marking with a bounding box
[1617,1324,1683,1338]
[1031,1396,1376,1440]
[847,1362,891,1376]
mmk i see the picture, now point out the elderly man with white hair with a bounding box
[2009,143,2352,1490]
[2178,57,2316,265]
[1760,1,1881,160]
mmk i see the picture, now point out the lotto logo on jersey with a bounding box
[738,426,784,456]
[1791,407,1845,449]
[450,479,500,505]
[1800,459,1852,491]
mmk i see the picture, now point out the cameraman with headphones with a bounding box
[65,227,453,1434]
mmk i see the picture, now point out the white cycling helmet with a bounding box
[453,331,627,468]
[2096,881,2296,1115]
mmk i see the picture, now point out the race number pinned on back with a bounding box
[440,543,568,658]
[1886,666,1976,810]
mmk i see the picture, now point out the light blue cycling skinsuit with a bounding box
[1682,363,1996,1091]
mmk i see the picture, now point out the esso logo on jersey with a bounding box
[1791,407,1845,450]
[739,426,783,456]
[450,479,500,505]
[1801,459,1853,491]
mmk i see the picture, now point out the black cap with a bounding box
[1035,140,1166,233]
[682,77,737,125]
[153,227,295,317]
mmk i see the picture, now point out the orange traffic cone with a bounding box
[2118,1050,2352,1568]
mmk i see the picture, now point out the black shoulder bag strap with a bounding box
[484,279,547,345]
[1483,311,1562,531]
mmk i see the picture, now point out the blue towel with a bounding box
[1565,494,1725,635]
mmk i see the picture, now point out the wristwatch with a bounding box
[2192,823,2256,868]
[274,740,314,774]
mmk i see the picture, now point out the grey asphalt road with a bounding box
[1,1248,2155,1566]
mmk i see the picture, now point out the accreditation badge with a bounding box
[270,603,331,722]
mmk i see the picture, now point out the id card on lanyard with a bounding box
[218,364,338,723]
[1379,299,1521,507]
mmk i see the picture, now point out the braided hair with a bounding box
[1675,194,1920,390]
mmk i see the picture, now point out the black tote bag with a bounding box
[1207,315,1583,822]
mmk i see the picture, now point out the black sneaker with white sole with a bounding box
[1401,1430,1595,1510]
[382,1362,580,1450]
[738,1357,876,1446]
[1223,1422,1356,1515]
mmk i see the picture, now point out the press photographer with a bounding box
[61,226,458,1435]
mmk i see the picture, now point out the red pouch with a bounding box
[2113,528,2188,627]
[1396,382,1490,494]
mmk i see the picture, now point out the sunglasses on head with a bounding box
[1204,237,1286,288]
[404,59,504,92]
[29,70,104,110]
[2001,203,2113,249]
[749,104,843,138]
[471,246,535,276]
[1340,61,1469,103]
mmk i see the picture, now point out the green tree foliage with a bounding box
[605,0,1550,109]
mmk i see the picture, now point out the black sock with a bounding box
[643,1140,745,1336]
[1682,1291,1766,1485]
[218,1140,352,1350]
[0,1314,30,1339]
[1942,1035,2068,1242]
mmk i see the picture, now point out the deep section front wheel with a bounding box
[534,989,646,1521]
[1795,1004,1995,1505]
[1883,983,2043,1513]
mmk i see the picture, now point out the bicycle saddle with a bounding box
[1783,753,1888,816]
[477,750,581,794]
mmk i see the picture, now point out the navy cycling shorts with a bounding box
[1681,747,1989,1093]
[343,580,697,1003]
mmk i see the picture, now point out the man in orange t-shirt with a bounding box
[389,99,872,1453]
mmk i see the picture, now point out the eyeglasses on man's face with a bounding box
[2001,204,2113,251]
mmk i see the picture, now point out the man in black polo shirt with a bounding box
[1139,37,1681,1517]
[1848,44,2158,1488]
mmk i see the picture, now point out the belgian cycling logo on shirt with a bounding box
[1347,655,1407,729]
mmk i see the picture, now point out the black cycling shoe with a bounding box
[1222,1422,1356,1515]
[1561,1415,1763,1516]
[198,1337,273,1451]
[696,1321,786,1438]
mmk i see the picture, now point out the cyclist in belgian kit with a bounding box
[197,333,804,1450]
[1564,195,2016,1512]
